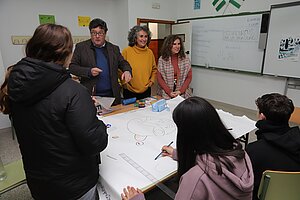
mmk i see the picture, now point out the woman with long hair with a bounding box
[0,24,108,200]
[121,96,253,200]
[157,35,192,99]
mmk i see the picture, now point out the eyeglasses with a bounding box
[91,31,105,36]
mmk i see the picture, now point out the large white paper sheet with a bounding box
[217,109,256,139]
[98,106,178,200]
[98,98,256,199]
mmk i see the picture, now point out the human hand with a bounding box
[170,92,177,98]
[91,96,97,105]
[146,81,153,87]
[162,146,174,158]
[121,71,132,83]
[91,67,102,76]
[121,186,143,200]
[170,91,180,98]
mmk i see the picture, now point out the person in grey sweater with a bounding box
[121,96,254,200]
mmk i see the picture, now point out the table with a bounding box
[97,97,181,200]
[97,96,256,200]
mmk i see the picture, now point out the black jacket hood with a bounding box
[8,57,69,105]
[255,120,300,162]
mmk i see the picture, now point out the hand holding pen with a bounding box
[154,141,174,160]
[161,145,174,158]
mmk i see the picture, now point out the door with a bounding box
[172,22,192,59]
[137,18,174,64]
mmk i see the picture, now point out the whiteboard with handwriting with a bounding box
[191,14,264,73]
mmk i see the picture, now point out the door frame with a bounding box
[137,18,175,25]
[137,18,175,64]
[137,18,175,96]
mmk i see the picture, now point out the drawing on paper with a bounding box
[127,116,176,145]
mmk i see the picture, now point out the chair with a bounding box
[0,159,26,195]
[257,170,300,200]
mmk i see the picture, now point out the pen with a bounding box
[227,128,233,130]
[154,141,173,160]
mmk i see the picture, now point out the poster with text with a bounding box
[278,36,300,61]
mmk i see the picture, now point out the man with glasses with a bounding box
[70,18,132,105]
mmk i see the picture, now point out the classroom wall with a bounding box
[0,0,299,128]
[127,0,177,29]
[176,0,300,110]
[176,0,298,19]
[0,0,129,129]
[0,0,129,68]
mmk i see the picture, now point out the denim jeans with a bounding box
[78,184,99,200]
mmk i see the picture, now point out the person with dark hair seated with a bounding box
[246,93,300,200]
[121,96,254,200]
[70,18,132,105]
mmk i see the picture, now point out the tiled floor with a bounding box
[0,99,259,200]
[0,127,32,200]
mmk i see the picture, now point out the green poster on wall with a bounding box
[39,15,55,24]
[212,0,245,13]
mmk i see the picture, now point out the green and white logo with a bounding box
[212,0,245,12]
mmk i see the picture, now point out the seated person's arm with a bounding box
[162,146,178,160]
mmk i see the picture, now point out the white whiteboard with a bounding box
[263,2,300,78]
[191,14,264,73]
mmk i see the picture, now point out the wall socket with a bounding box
[11,35,90,45]
[152,2,160,9]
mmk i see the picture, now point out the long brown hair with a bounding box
[26,23,73,65]
[0,65,14,114]
[0,24,73,115]
[160,34,186,60]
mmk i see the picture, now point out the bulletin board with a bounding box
[263,1,300,78]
